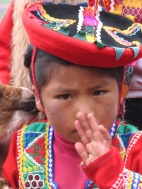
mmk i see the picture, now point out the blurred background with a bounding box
[0,0,11,21]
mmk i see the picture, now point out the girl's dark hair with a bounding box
[24,45,124,91]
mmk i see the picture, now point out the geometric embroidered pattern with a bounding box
[17,121,142,188]
[17,122,49,189]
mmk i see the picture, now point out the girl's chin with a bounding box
[69,132,82,143]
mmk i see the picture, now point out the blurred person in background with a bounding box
[0,0,85,89]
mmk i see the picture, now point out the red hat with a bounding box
[22,1,142,68]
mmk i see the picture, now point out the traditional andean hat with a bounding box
[22,0,142,68]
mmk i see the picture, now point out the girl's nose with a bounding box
[75,100,95,118]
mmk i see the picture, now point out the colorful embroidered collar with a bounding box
[17,121,138,188]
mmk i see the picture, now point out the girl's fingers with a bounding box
[77,112,90,132]
[76,112,95,142]
[76,112,111,142]
[86,113,106,142]
[75,120,90,145]
[98,125,112,142]
[76,112,105,144]
[75,113,112,164]
[87,113,99,132]
[87,113,112,143]
[75,142,88,163]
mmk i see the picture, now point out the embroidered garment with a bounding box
[2,121,142,188]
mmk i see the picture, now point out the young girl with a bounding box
[2,1,142,188]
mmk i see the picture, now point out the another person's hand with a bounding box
[75,112,112,166]
[2,186,12,189]
[0,178,13,189]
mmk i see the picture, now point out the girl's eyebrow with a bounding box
[50,87,77,93]
[49,81,112,93]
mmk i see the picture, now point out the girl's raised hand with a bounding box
[75,112,112,166]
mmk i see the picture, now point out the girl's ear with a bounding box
[36,98,43,112]
[32,85,43,112]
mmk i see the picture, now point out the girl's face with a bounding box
[38,64,120,143]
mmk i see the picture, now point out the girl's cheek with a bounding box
[45,103,65,121]
[104,104,116,113]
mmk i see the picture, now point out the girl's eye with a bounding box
[59,94,71,100]
[93,90,105,96]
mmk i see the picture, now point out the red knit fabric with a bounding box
[83,147,124,189]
